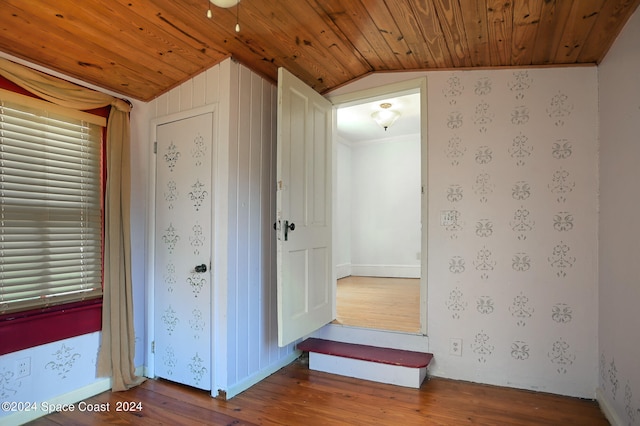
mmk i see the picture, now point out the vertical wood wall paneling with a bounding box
[262,82,278,367]
[191,71,206,108]
[179,77,194,110]
[235,64,252,381]
[228,63,290,385]
[149,58,295,397]
[205,66,220,106]
[153,92,169,118]
[168,85,181,115]
[226,62,240,385]
[248,71,263,375]
[213,59,231,395]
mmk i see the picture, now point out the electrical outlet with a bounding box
[16,357,31,378]
[450,338,462,356]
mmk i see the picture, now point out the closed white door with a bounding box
[154,111,213,390]
[277,68,335,347]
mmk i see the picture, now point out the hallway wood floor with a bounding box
[335,276,420,333]
[27,357,608,426]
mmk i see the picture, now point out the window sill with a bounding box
[0,300,102,356]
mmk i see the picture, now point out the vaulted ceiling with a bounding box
[0,0,638,102]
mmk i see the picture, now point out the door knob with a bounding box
[194,264,207,273]
[284,220,295,241]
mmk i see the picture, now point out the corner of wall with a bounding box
[597,387,625,426]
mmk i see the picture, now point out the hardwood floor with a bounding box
[335,276,420,333]
[27,357,609,426]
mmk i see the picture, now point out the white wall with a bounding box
[336,140,352,278]
[148,59,297,398]
[428,67,598,398]
[598,7,640,425]
[331,65,599,398]
[343,134,422,278]
[130,99,151,370]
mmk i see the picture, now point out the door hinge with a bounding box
[151,341,155,353]
[153,141,157,154]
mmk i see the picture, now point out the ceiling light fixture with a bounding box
[371,102,400,131]
[206,0,241,32]
[235,1,240,32]
[209,0,239,7]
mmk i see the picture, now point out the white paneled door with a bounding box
[154,111,213,390]
[277,68,335,347]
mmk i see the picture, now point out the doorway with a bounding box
[331,80,426,335]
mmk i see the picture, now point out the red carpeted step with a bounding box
[298,338,433,368]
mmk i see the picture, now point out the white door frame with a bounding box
[145,104,218,390]
[327,77,429,336]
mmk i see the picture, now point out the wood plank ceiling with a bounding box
[0,0,638,102]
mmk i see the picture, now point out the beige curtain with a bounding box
[0,58,144,391]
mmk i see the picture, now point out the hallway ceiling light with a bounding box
[371,103,401,131]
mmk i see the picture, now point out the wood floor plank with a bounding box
[25,358,608,425]
[335,276,421,333]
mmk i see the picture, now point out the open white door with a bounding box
[277,68,335,347]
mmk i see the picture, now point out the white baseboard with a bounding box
[596,387,625,426]
[336,263,351,279]
[2,378,111,426]
[222,351,301,400]
[350,264,420,278]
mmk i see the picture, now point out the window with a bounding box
[0,89,105,354]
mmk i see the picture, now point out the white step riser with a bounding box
[308,352,427,389]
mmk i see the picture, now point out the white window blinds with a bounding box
[0,98,103,314]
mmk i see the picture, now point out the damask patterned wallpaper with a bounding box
[0,332,105,423]
[598,6,640,425]
[426,67,599,398]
